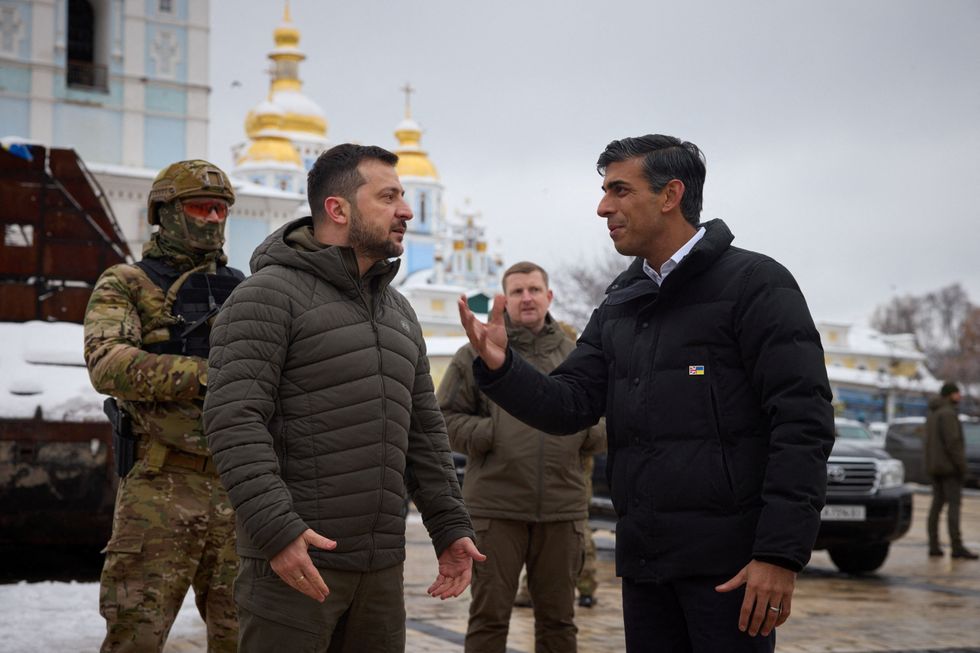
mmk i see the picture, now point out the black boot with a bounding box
[578,595,596,608]
[952,547,979,560]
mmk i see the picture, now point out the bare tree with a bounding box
[550,249,633,331]
[871,295,927,348]
[872,283,976,380]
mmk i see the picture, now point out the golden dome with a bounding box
[394,113,438,179]
[237,135,301,167]
[241,2,328,140]
[394,83,438,179]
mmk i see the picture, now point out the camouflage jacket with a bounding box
[84,246,225,456]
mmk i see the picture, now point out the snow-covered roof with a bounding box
[819,322,925,361]
[251,99,284,115]
[270,90,326,118]
[0,322,106,422]
[231,178,305,201]
[86,161,158,179]
[826,363,940,393]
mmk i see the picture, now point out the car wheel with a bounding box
[828,542,890,575]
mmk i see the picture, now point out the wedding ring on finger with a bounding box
[768,605,781,613]
[295,575,306,582]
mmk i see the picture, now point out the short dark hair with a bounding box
[502,261,549,292]
[307,144,399,221]
[596,134,706,227]
[941,381,961,397]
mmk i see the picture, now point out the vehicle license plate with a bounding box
[820,505,866,521]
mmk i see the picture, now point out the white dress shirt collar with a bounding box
[642,226,706,286]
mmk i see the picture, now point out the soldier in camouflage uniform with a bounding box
[84,160,244,653]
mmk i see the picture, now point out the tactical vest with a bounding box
[136,257,244,358]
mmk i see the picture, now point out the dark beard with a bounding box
[349,206,403,260]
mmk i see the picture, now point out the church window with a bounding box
[67,0,107,91]
[159,0,173,13]
[419,192,428,226]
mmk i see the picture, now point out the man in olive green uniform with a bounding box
[84,160,244,652]
[926,381,978,560]
[438,261,606,653]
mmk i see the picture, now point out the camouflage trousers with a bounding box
[99,458,239,652]
[576,524,598,597]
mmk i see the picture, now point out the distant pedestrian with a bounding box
[926,382,978,559]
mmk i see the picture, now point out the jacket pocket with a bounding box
[709,384,736,498]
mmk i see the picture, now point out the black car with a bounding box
[814,423,913,574]
[884,415,980,487]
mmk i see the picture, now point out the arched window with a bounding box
[67,0,94,64]
[67,0,106,90]
[419,192,428,226]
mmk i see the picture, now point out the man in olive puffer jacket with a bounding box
[439,261,606,653]
[204,144,483,652]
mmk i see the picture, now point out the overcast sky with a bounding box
[208,0,980,325]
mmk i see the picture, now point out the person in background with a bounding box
[926,381,978,559]
[85,160,243,652]
[439,261,605,653]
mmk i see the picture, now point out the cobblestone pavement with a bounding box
[164,490,980,652]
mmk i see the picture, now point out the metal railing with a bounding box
[66,60,108,92]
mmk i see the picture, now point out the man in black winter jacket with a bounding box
[458,134,835,652]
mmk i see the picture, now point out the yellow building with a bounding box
[818,322,940,421]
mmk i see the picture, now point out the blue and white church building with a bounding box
[0,0,302,262]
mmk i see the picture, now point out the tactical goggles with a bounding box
[182,200,229,220]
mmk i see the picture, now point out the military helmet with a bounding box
[146,160,235,225]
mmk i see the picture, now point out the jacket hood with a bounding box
[249,216,400,291]
[505,313,570,354]
[605,218,734,296]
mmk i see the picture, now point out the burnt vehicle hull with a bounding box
[0,417,116,550]
[0,144,131,554]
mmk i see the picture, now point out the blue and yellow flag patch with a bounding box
[688,365,705,376]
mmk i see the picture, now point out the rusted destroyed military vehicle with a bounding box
[0,143,132,555]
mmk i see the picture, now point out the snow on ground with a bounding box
[0,580,204,652]
[0,321,106,422]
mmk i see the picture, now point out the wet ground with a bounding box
[6,489,979,652]
[155,488,980,652]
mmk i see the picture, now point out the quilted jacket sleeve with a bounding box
[734,259,835,570]
[406,336,475,556]
[437,345,495,457]
[203,272,307,560]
